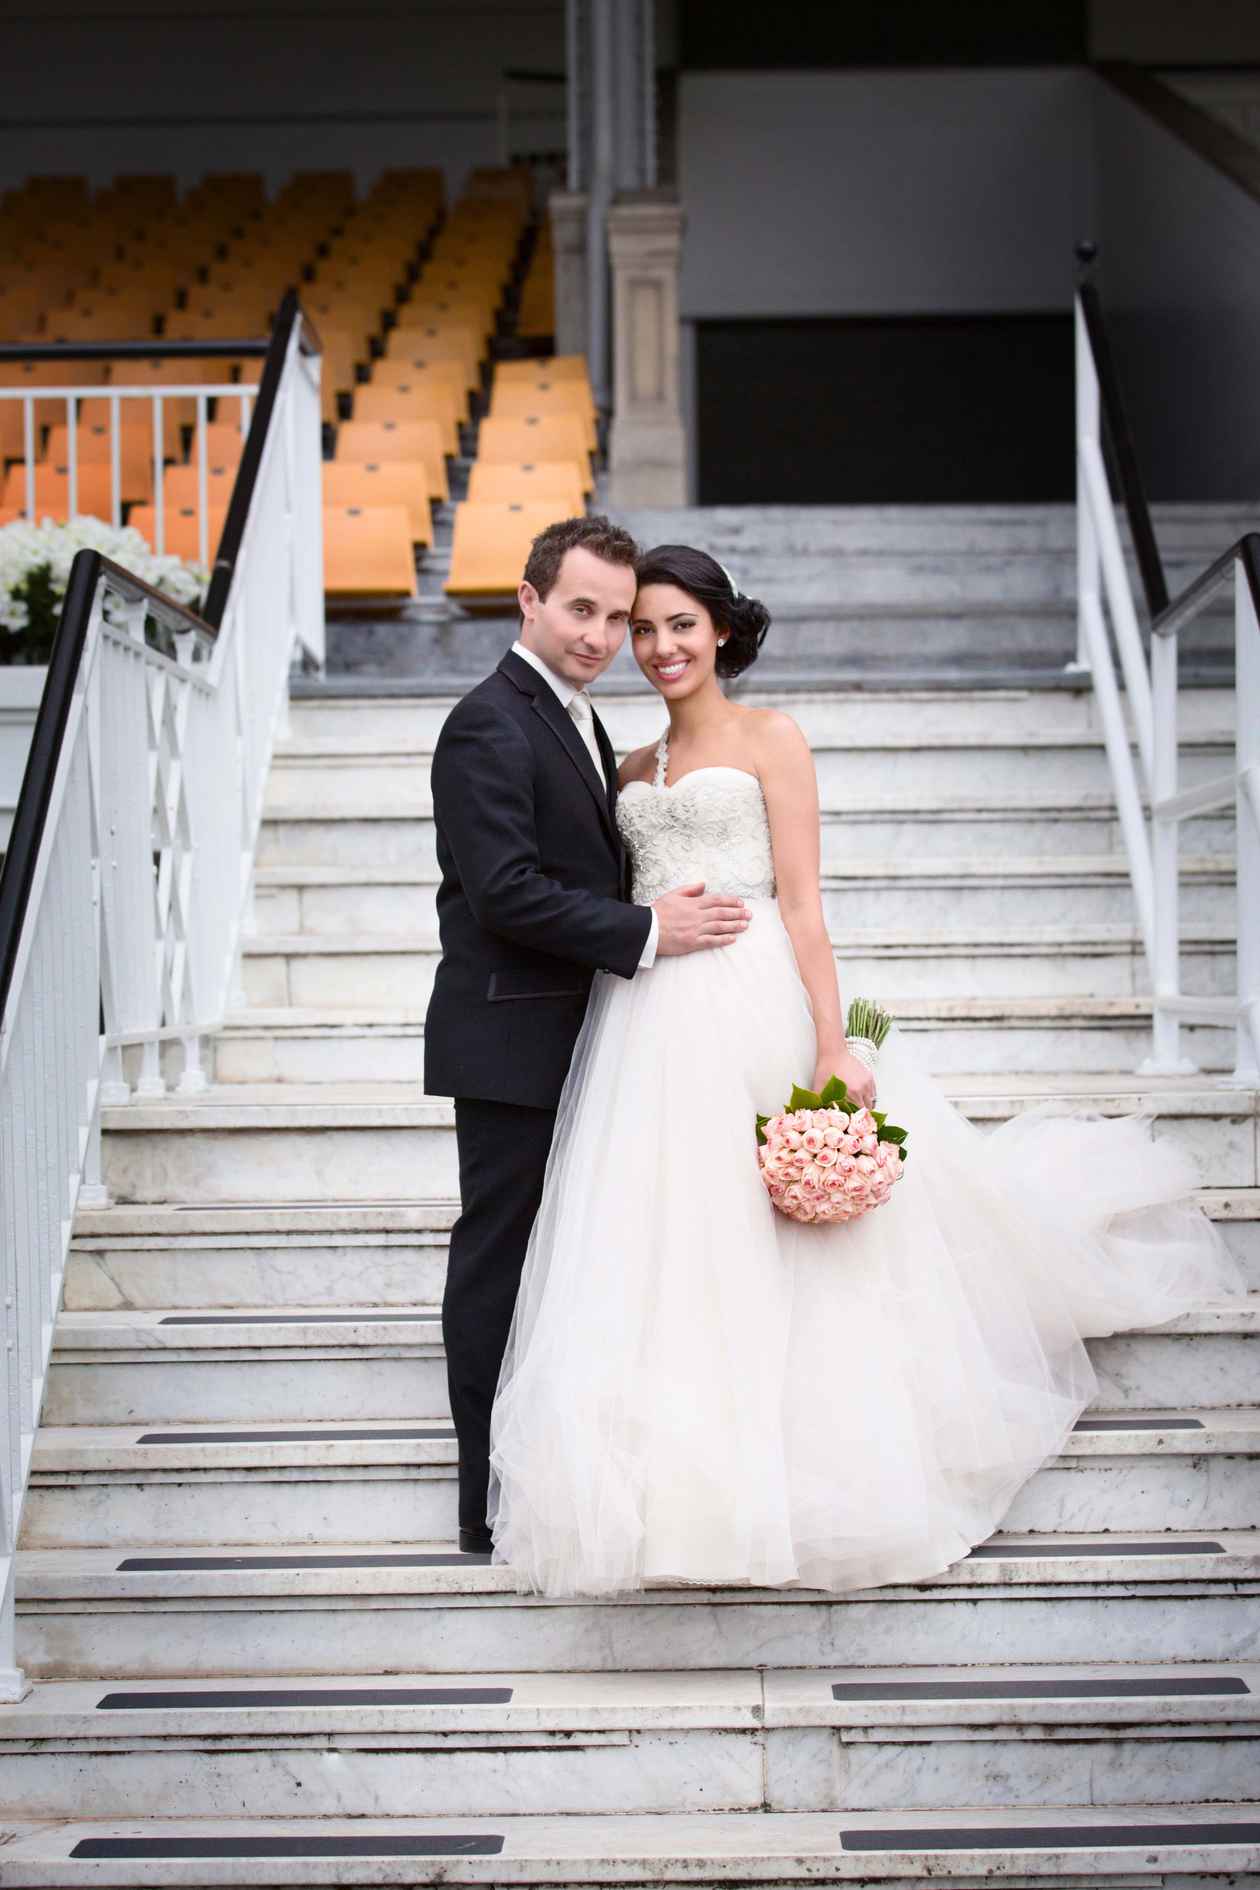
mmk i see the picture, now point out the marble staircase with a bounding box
[6,659,1260,1885]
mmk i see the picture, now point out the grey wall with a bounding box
[0,0,565,198]
[677,68,1093,320]
[1094,77,1260,499]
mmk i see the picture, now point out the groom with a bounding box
[425,514,749,1552]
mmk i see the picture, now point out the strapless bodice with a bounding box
[616,736,776,905]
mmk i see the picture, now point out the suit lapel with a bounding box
[499,651,619,851]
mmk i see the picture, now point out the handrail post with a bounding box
[1141,625,1196,1074]
[1234,559,1260,1084]
[1072,297,1097,675]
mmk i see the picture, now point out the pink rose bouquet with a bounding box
[755,999,908,1226]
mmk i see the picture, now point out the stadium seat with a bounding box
[322,461,433,547]
[445,500,575,599]
[489,380,597,452]
[465,459,585,515]
[323,504,417,598]
[372,352,469,417]
[191,422,247,465]
[351,379,460,455]
[475,415,593,493]
[335,419,448,501]
[160,463,239,510]
[1,460,116,522]
[129,501,228,563]
[43,421,155,503]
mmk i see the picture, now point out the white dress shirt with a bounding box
[510,640,659,969]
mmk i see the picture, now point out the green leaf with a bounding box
[755,1113,769,1148]
[898,1146,908,1162]
[872,1110,887,1128]
[877,1124,907,1145]
[817,1074,850,1109]
[788,1083,823,1113]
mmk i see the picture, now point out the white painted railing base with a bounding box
[1075,293,1259,1082]
[0,316,322,1698]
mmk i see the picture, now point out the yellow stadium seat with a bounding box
[351,379,460,456]
[1,460,116,522]
[475,415,592,493]
[129,501,227,564]
[465,459,585,515]
[324,504,417,598]
[445,500,575,600]
[322,461,433,547]
[0,357,107,426]
[43,422,155,503]
[495,355,592,383]
[489,380,596,452]
[190,422,247,465]
[383,325,481,390]
[160,463,239,511]
[335,419,448,502]
[372,352,469,417]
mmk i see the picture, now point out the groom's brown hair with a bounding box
[522,514,639,604]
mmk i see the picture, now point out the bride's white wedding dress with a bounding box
[486,733,1245,1596]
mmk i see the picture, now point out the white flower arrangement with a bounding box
[0,516,208,664]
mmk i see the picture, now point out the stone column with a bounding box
[607,190,686,506]
[548,190,589,358]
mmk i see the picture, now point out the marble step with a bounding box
[257,796,1234,871]
[210,999,1241,1085]
[42,1302,1260,1426]
[1,1663,1257,1819]
[17,1533,1260,1678]
[263,737,1236,811]
[614,499,1258,558]
[23,1408,1260,1547]
[99,1079,1260,1203]
[283,681,1235,752]
[250,857,1236,940]
[2,1803,1258,1886]
[65,1190,1260,1311]
[238,926,1237,1011]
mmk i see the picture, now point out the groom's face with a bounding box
[518,547,636,688]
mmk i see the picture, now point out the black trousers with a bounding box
[443,1096,558,1532]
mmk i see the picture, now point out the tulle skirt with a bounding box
[486,897,1246,1596]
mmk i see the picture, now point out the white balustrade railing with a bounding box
[0,376,255,572]
[1075,288,1260,1083]
[0,305,322,1698]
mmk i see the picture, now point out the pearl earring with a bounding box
[718,635,729,645]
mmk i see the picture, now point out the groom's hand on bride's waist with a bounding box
[653,883,751,956]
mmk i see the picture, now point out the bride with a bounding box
[486,542,1245,1597]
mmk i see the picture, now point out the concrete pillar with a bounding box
[548,190,589,358]
[607,190,686,506]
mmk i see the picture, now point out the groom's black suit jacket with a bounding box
[424,649,653,1109]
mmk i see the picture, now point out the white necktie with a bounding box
[567,689,606,787]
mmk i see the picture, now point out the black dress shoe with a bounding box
[459,1525,494,1555]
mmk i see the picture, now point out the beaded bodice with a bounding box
[616,733,777,905]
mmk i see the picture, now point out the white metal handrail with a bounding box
[1075,289,1259,1083]
[0,308,322,1700]
[0,381,253,570]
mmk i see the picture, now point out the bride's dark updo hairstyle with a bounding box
[634,543,771,681]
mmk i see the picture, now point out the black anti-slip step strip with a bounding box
[133,1426,455,1443]
[117,1551,490,1570]
[97,1685,514,1709]
[969,1538,1225,1557]
[158,1313,440,1326]
[71,1836,505,1859]
[1074,1416,1205,1431]
[840,1821,1260,1853]
[832,1675,1250,1701]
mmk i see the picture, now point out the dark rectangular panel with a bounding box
[72,1836,505,1859]
[696,314,1073,505]
[969,1538,1224,1557]
[679,1,1087,68]
[134,1426,454,1443]
[832,1675,1249,1701]
[158,1313,439,1325]
[117,1551,489,1569]
[98,1686,514,1709]
[840,1821,1260,1852]
[1075,1416,1205,1431]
